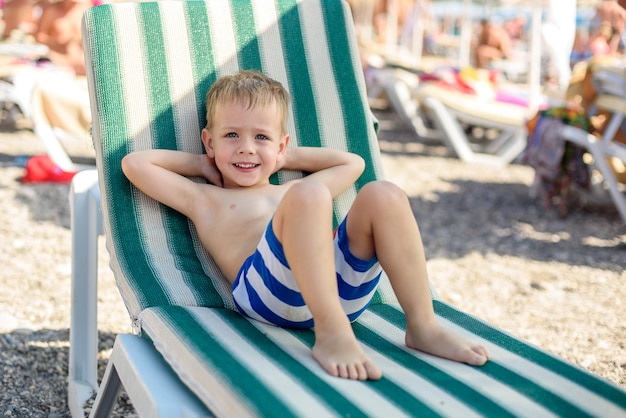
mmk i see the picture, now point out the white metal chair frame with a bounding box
[562,94,626,224]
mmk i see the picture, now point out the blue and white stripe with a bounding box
[232,219,382,328]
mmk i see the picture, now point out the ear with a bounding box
[276,134,290,161]
[201,128,215,157]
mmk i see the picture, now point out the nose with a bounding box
[237,137,255,154]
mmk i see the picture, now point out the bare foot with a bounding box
[405,323,489,366]
[312,324,382,380]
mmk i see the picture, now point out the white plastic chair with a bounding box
[562,93,626,224]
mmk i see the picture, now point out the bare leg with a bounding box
[345,181,488,366]
[272,181,382,380]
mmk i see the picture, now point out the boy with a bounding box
[122,70,488,381]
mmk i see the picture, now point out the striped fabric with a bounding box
[81,1,626,416]
[140,303,626,417]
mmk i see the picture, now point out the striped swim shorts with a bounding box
[232,217,382,329]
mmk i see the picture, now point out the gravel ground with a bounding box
[0,108,625,417]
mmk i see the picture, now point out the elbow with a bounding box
[121,154,131,176]
[354,154,366,177]
[121,153,140,182]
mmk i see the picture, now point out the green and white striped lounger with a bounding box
[73,0,626,416]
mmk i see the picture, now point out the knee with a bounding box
[358,180,408,211]
[284,180,333,209]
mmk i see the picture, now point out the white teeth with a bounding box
[235,163,256,168]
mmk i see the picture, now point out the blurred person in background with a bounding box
[34,0,90,75]
[1,0,42,40]
[474,17,512,69]
[593,0,626,53]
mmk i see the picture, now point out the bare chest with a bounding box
[196,187,287,281]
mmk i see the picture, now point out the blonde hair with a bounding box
[205,70,290,134]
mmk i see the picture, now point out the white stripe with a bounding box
[158,2,203,154]
[250,0,302,188]
[158,4,236,308]
[339,291,377,316]
[297,0,343,149]
[141,309,254,418]
[136,193,198,304]
[83,7,143,317]
[250,0,295,142]
[253,319,412,417]
[190,309,338,418]
[357,311,483,417]
[231,276,267,324]
[233,262,313,324]
[334,1,385,182]
[297,0,357,216]
[337,266,381,287]
[114,6,152,153]
[110,5,154,316]
[258,233,298,291]
[362,308,562,418]
[114,6,198,308]
[436,312,626,417]
[205,1,239,77]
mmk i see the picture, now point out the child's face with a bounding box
[202,100,289,189]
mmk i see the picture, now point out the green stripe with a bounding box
[276,0,341,227]
[183,2,219,131]
[134,3,223,308]
[276,0,320,150]
[86,5,170,309]
[218,309,370,417]
[137,3,176,150]
[352,322,467,417]
[155,307,289,416]
[154,307,369,416]
[232,0,262,71]
[293,325,508,417]
[484,361,594,417]
[431,300,626,408]
[230,0,281,186]
[352,323,516,417]
[320,0,377,190]
[370,303,621,416]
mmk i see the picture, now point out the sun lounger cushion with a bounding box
[415,82,530,127]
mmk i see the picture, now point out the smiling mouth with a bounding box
[233,163,259,169]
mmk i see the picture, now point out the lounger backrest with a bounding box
[82,0,397,320]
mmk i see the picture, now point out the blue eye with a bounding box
[256,134,269,140]
[226,132,238,138]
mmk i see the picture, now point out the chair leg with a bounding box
[422,95,478,162]
[68,170,103,417]
[88,334,212,417]
[422,96,515,166]
[590,144,626,224]
[89,360,123,418]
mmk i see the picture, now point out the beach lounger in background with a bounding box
[69,1,626,416]
[416,82,531,166]
[27,70,93,172]
[0,42,93,173]
[373,66,532,166]
[368,67,444,143]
